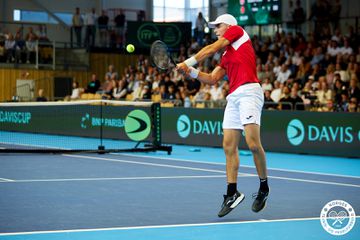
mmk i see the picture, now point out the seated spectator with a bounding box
[105,64,118,80]
[347,97,358,112]
[276,64,292,83]
[140,85,152,100]
[264,90,276,110]
[261,77,273,91]
[210,82,223,101]
[270,81,283,103]
[25,32,37,63]
[327,40,340,57]
[36,88,47,102]
[85,73,100,93]
[334,92,349,112]
[316,81,333,106]
[70,81,82,100]
[5,33,16,63]
[348,75,360,100]
[339,38,353,56]
[279,86,304,110]
[310,47,324,67]
[186,77,201,96]
[112,78,128,100]
[335,63,350,83]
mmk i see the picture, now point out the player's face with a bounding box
[214,23,229,39]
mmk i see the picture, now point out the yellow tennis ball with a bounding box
[126,44,135,53]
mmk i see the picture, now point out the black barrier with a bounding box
[161,108,360,158]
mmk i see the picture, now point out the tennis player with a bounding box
[177,14,269,217]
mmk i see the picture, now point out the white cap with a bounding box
[208,14,237,28]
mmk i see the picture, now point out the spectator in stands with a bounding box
[310,47,324,67]
[36,25,49,42]
[280,86,304,110]
[72,7,83,47]
[348,75,360,100]
[5,33,16,63]
[105,64,119,80]
[85,73,100,93]
[195,12,207,46]
[348,97,358,112]
[36,88,47,102]
[270,81,283,103]
[334,92,349,112]
[114,10,126,48]
[261,77,273,92]
[113,78,128,100]
[316,80,333,107]
[25,27,38,42]
[210,82,222,101]
[25,32,37,64]
[70,81,82,100]
[263,90,276,110]
[84,8,97,48]
[14,32,25,63]
[141,85,152,100]
[335,62,350,83]
[292,0,306,31]
[276,64,292,83]
[330,0,341,32]
[186,77,201,96]
[256,64,266,82]
[339,38,353,56]
[98,10,109,47]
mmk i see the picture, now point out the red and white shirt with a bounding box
[220,25,259,94]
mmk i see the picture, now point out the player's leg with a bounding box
[243,123,267,179]
[218,95,245,218]
[244,123,269,213]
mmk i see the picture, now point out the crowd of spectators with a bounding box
[68,21,359,112]
[0,25,51,64]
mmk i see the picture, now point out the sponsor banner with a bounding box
[126,21,192,50]
[0,105,153,142]
[162,108,360,158]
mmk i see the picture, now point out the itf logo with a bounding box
[320,200,356,236]
[177,114,191,138]
[287,119,305,146]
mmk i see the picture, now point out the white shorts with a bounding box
[223,83,264,130]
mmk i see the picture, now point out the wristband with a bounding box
[189,67,199,78]
[184,56,197,67]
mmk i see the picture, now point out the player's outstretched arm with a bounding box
[188,66,226,85]
[177,37,229,72]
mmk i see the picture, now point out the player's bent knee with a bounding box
[248,143,261,153]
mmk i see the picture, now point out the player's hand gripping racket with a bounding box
[150,40,177,71]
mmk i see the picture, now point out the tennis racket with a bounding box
[150,40,177,71]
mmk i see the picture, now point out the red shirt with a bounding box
[220,25,259,93]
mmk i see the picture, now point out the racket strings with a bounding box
[151,42,172,70]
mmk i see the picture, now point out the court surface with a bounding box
[0,142,359,240]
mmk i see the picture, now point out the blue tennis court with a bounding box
[0,142,359,240]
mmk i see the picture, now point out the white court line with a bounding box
[1,216,359,236]
[0,178,14,182]
[62,154,242,175]
[63,154,360,188]
[0,175,227,183]
[117,153,360,179]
